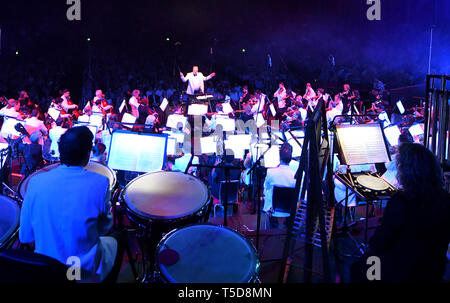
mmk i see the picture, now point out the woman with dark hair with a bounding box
[352,143,450,282]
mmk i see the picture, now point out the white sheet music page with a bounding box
[108,131,167,173]
[336,124,390,166]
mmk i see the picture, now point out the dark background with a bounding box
[0,0,449,103]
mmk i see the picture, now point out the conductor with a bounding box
[180,66,215,111]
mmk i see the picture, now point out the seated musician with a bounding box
[351,143,450,282]
[48,119,69,161]
[60,89,79,113]
[19,126,125,283]
[129,89,141,119]
[263,143,297,228]
[18,131,44,177]
[240,104,254,123]
[50,97,72,120]
[25,109,48,138]
[0,99,24,120]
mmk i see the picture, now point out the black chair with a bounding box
[0,249,72,283]
[214,180,240,217]
[272,186,297,218]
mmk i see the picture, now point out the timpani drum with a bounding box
[0,195,20,250]
[155,224,260,283]
[18,161,117,200]
[121,171,210,229]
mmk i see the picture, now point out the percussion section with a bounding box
[156,224,260,283]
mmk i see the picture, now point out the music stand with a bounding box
[334,123,396,243]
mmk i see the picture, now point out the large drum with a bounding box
[0,195,20,250]
[121,171,210,228]
[156,224,260,283]
[18,161,117,200]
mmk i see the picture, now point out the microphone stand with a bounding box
[246,144,271,251]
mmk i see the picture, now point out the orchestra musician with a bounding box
[129,89,141,119]
[303,83,317,103]
[60,89,79,114]
[339,84,357,115]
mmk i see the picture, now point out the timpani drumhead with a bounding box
[0,195,20,247]
[157,224,259,283]
[356,175,390,191]
[123,171,209,220]
[19,162,116,199]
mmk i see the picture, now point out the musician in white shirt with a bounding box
[180,66,216,96]
[303,83,316,103]
[129,90,141,118]
[61,89,78,112]
[263,143,297,227]
[273,82,288,110]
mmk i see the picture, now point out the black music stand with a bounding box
[333,123,396,243]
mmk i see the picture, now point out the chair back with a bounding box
[273,186,297,215]
[0,249,71,283]
[219,180,239,205]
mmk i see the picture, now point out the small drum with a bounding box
[18,161,117,200]
[156,224,260,283]
[122,171,210,227]
[356,175,390,191]
[0,195,20,250]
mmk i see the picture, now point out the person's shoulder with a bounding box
[82,169,110,188]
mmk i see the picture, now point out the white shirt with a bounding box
[49,126,67,158]
[0,107,21,119]
[181,72,213,95]
[263,163,297,213]
[61,95,77,112]
[129,96,140,118]
[274,88,287,109]
[19,165,115,283]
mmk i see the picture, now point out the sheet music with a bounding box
[166,137,177,156]
[90,114,104,128]
[188,104,208,116]
[166,114,187,129]
[396,101,405,114]
[119,100,126,113]
[254,113,265,128]
[160,98,169,112]
[225,134,252,159]
[200,135,219,154]
[121,113,137,129]
[107,131,167,173]
[384,125,401,146]
[336,124,390,166]
[269,104,276,117]
[48,107,61,121]
[263,145,280,168]
[222,103,234,115]
[215,116,236,132]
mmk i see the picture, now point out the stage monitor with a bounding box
[335,123,391,166]
[107,130,168,173]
